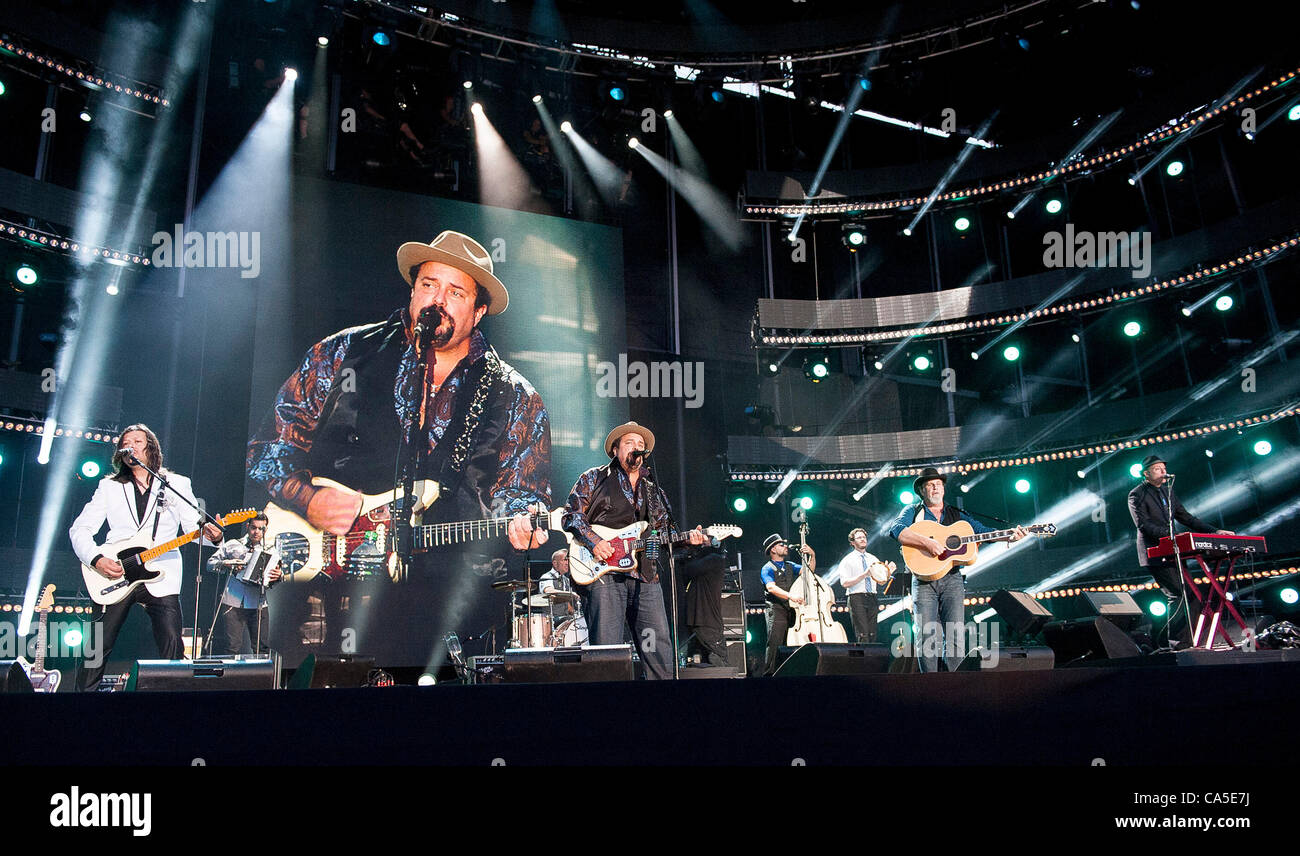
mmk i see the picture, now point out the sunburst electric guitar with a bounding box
[81,509,258,605]
[900,519,1057,581]
[16,584,61,693]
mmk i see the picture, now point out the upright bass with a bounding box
[786,521,848,645]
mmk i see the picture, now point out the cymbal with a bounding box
[546,590,578,603]
[491,579,534,591]
[519,594,552,607]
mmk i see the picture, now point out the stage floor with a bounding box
[5,650,1298,766]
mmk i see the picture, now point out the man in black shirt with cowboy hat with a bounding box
[1127,453,1233,648]
[758,532,815,675]
[563,421,706,679]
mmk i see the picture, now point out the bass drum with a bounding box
[552,616,588,648]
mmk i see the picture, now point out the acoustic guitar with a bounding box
[900,519,1057,581]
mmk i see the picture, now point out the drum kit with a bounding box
[490,579,588,649]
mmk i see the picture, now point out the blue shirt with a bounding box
[887,503,995,541]
[760,560,800,588]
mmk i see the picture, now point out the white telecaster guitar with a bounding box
[567,523,742,585]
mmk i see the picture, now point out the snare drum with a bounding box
[512,614,552,648]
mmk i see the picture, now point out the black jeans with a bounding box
[764,603,793,675]
[847,592,879,643]
[79,589,183,691]
[214,603,272,656]
[1148,560,1193,647]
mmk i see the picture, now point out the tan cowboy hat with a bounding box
[395,230,509,315]
[604,421,655,457]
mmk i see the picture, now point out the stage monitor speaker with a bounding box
[503,644,634,683]
[991,590,1054,636]
[772,643,892,677]
[955,645,1055,671]
[1,661,34,693]
[1078,590,1144,632]
[126,658,278,691]
[1042,618,1142,666]
[287,654,378,689]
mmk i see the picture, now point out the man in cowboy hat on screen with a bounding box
[562,421,707,679]
[889,466,1026,672]
[1128,453,1233,648]
[248,229,552,556]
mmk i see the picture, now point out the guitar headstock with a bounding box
[35,584,56,613]
[705,524,742,541]
[220,508,259,527]
[1029,523,1058,538]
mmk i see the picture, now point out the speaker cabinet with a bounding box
[955,645,1055,671]
[502,644,635,683]
[1042,618,1142,666]
[772,643,893,677]
[991,590,1055,636]
[1078,590,1144,632]
[287,654,378,689]
[126,658,278,691]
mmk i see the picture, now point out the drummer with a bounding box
[537,548,580,622]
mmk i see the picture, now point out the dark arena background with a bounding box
[2,0,1300,802]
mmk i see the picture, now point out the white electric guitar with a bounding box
[81,509,258,605]
[567,523,742,585]
[16,584,61,693]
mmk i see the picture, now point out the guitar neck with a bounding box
[34,613,48,671]
[414,512,546,550]
[137,528,202,565]
[960,527,1020,545]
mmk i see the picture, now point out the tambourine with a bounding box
[868,561,893,586]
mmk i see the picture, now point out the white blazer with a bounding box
[69,471,210,598]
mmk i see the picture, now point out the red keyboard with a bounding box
[1147,532,1267,560]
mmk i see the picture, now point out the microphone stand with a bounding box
[640,457,681,680]
[123,452,224,659]
[1165,474,1191,650]
[396,310,436,581]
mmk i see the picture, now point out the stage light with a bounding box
[1045,199,1062,214]
[1016,36,1030,51]
[873,360,884,371]
[796,495,814,511]
[663,109,674,119]
[710,89,724,104]
[531,94,542,104]
[371,30,391,47]
[0,80,6,97]
[1180,303,1193,317]
[1148,600,1167,617]
[954,216,971,232]
[80,460,101,479]
[560,121,572,134]
[1290,104,1300,121]
[733,496,749,513]
[1165,160,1184,177]
[959,484,971,493]
[1071,332,1081,342]
[1123,321,1142,337]
[628,137,639,149]
[1215,294,1234,312]
[608,85,626,102]
[898,490,916,505]
[1205,449,1214,458]
[1254,440,1272,456]
[842,224,866,249]
[766,361,779,374]
[1076,470,1086,479]
[284,68,298,82]
[912,355,931,371]
[417,673,436,686]
[970,351,979,360]
[1002,345,1020,362]
[317,36,329,48]
[1014,478,1031,494]
[62,627,83,647]
[803,354,830,381]
[79,110,92,123]
[745,630,752,644]
[470,102,483,116]
[15,265,38,287]
[462,80,473,90]
[1129,463,1143,478]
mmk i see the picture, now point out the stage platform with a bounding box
[6,650,1299,766]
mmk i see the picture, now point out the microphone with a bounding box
[413,307,440,349]
[1165,473,1176,483]
[629,449,649,464]
[113,448,138,467]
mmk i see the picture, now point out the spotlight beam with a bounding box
[1131,68,1260,183]
[788,76,871,244]
[471,103,545,212]
[903,112,998,236]
[631,142,744,252]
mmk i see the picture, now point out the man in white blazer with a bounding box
[70,424,223,691]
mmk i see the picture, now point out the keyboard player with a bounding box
[1128,454,1234,648]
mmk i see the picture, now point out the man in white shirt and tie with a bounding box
[834,528,894,643]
